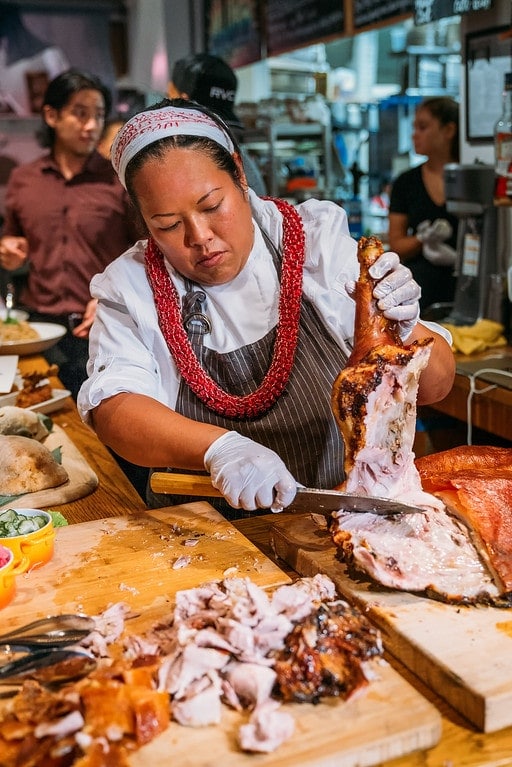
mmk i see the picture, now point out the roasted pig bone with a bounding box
[345,235,401,366]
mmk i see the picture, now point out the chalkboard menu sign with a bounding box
[205,0,262,67]
[414,0,493,25]
[353,0,414,30]
[266,0,344,57]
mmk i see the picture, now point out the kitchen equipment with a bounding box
[150,472,426,515]
[270,512,512,733]
[0,506,441,766]
[0,613,94,647]
[443,163,502,326]
[0,648,96,685]
[3,284,15,325]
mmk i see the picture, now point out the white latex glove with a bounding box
[422,240,457,266]
[416,218,452,245]
[204,431,297,512]
[369,251,421,340]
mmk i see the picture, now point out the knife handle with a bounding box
[150,472,223,497]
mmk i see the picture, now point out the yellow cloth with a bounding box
[440,318,508,356]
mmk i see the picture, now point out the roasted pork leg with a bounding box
[331,236,438,508]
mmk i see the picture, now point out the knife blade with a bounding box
[149,472,424,516]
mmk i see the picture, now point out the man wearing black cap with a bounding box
[168,53,267,196]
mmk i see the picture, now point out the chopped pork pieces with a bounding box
[0,575,383,766]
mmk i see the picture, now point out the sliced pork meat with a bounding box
[223,661,277,709]
[0,576,384,762]
[238,700,295,754]
[331,508,502,603]
[152,575,382,741]
[331,444,512,605]
[331,235,442,512]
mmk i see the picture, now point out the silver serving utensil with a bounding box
[0,648,97,685]
[0,614,95,647]
[4,283,16,324]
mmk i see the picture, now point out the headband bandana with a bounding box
[111,106,236,188]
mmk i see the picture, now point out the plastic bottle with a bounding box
[494,72,512,206]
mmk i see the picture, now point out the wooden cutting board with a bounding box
[270,512,512,734]
[0,504,441,767]
[0,424,98,511]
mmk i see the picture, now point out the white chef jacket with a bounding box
[77,191,449,424]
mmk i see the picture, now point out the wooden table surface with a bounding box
[430,346,512,442]
[18,355,145,522]
[13,354,512,767]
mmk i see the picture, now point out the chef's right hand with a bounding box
[204,431,297,512]
[0,236,29,271]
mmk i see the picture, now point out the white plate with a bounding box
[0,322,66,356]
[0,355,19,394]
[0,388,71,414]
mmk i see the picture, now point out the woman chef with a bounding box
[77,100,455,517]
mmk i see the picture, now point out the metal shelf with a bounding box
[244,120,334,198]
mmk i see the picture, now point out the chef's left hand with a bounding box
[369,251,421,340]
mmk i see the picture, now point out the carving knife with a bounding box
[149,472,424,515]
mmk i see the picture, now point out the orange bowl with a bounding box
[0,509,55,574]
[0,545,16,609]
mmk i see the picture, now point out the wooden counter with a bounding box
[11,354,512,767]
[17,354,146,522]
[428,347,512,443]
[232,514,512,767]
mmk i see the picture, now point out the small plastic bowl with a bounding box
[0,545,16,609]
[0,509,55,574]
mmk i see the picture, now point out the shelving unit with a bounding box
[405,45,461,97]
[244,120,334,199]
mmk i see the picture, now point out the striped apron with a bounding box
[148,236,349,519]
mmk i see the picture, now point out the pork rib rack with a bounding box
[331,235,437,508]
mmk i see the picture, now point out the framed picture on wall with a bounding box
[465,26,512,142]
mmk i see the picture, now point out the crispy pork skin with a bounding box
[416,446,512,595]
[272,600,382,703]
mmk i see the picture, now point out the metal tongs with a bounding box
[0,613,95,649]
[0,614,97,689]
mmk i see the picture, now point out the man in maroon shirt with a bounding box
[0,69,140,398]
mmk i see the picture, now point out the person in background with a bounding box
[388,96,460,316]
[167,53,267,197]
[0,69,140,399]
[97,117,126,160]
[77,99,455,517]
